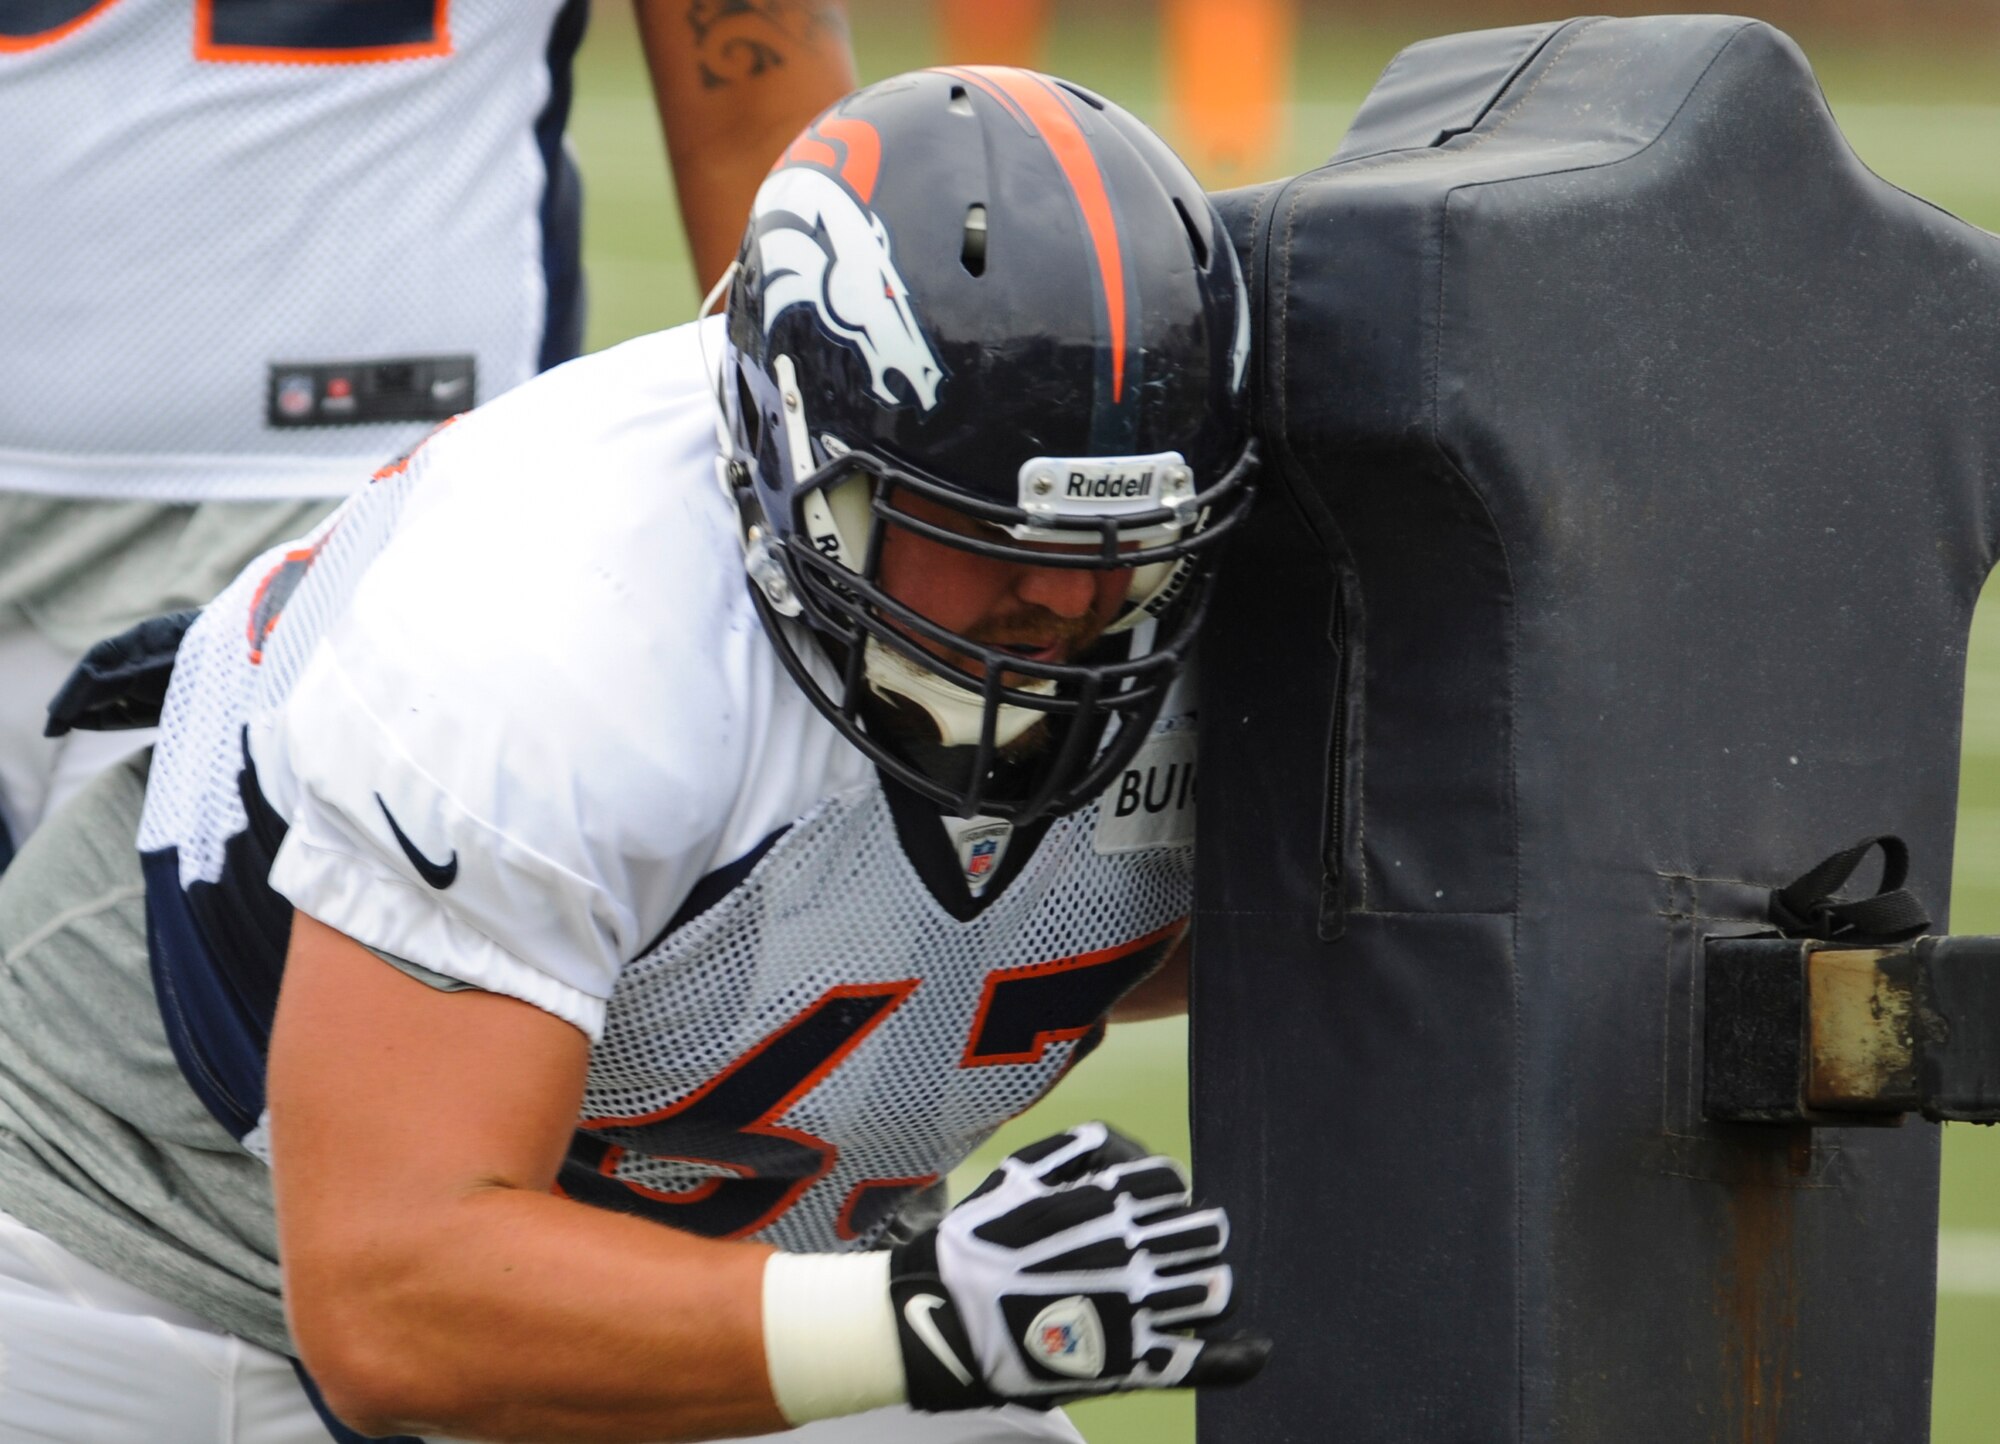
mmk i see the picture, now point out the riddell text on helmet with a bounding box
[1066,469,1155,499]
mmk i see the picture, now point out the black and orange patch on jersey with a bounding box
[267,355,473,429]
[245,540,326,665]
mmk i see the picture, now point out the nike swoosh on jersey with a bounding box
[903,1294,975,1387]
[376,794,459,889]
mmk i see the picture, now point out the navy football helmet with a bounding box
[719,67,1256,822]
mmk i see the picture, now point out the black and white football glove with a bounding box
[886,1122,1269,1411]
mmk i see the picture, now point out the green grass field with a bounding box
[562,9,2000,1438]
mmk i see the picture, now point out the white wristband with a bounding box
[761,1250,909,1425]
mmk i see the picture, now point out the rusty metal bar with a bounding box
[1804,948,1919,1112]
[1704,935,2000,1124]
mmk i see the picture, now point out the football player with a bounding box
[0,68,1263,1443]
[0,0,857,864]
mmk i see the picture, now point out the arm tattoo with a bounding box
[686,0,849,88]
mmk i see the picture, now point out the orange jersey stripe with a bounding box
[941,66,1130,403]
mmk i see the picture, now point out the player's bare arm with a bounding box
[271,913,782,1443]
[274,914,1236,1440]
[1109,926,1191,1022]
[637,0,859,290]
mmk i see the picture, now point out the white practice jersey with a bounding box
[137,322,1199,1252]
[0,0,586,501]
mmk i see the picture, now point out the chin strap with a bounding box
[864,640,1050,749]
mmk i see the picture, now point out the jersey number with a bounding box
[558,927,1178,1241]
[1,0,448,61]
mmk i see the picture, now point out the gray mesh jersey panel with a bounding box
[575,759,1192,1250]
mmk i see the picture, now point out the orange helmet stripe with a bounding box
[777,111,882,204]
[939,66,1130,403]
[814,115,881,203]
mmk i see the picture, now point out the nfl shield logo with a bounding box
[949,818,1012,899]
[1024,1296,1105,1379]
[276,374,316,420]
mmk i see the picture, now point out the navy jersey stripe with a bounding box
[534,0,590,373]
[144,848,273,1140]
[142,738,295,1141]
[206,0,439,51]
[637,826,791,958]
[0,0,101,41]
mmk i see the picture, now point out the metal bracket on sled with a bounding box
[1704,935,2000,1124]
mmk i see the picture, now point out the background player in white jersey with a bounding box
[0,68,1263,1443]
[0,0,857,864]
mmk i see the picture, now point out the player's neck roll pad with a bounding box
[1195,16,2000,1443]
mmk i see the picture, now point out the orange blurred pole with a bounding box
[1163,0,1295,184]
[935,0,1051,67]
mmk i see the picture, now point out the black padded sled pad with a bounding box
[1195,16,2000,1443]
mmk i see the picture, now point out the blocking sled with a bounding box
[1195,16,2000,1442]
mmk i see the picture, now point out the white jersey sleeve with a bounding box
[261,329,794,1038]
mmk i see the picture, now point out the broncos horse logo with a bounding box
[752,116,944,411]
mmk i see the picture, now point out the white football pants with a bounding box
[0,1212,1083,1444]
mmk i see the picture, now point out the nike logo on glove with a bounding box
[904,1294,975,1387]
[376,795,458,889]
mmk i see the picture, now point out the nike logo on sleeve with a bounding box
[376,795,459,889]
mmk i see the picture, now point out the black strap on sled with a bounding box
[1768,834,1931,945]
